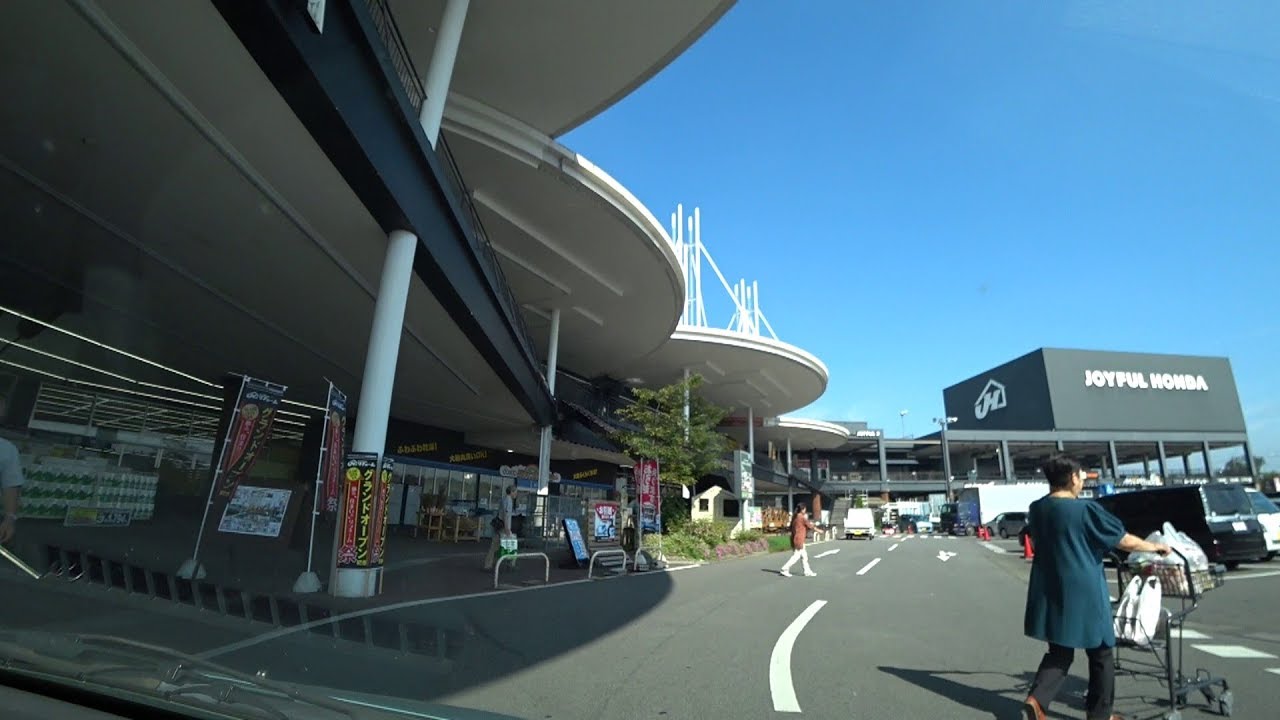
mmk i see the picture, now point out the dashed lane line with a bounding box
[888,543,900,552]
[856,558,882,576]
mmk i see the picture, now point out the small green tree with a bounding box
[612,373,735,488]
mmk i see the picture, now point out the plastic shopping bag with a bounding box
[1114,575,1163,646]
[1161,522,1209,571]
[499,535,518,558]
[1128,528,1173,567]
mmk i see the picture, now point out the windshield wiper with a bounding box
[0,631,354,720]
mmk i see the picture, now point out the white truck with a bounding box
[843,507,876,540]
[941,483,1049,535]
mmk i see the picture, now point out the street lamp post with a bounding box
[899,409,909,439]
[934,416,958,500]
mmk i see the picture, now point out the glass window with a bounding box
[1203,485,1251,517]
[1247,490,1278,514]
[698,498,709,511]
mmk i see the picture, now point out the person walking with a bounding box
[483,485,516,571]
[779,502,817,578]
[1021,455,1170,720]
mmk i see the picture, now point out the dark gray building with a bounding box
[929,348,1254,483]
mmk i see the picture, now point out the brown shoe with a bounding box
[1021,697,1046,720]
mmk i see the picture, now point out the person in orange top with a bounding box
[779,503,817,577]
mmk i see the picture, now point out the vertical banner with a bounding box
[216,377,286,498]
[635,460,661,533]
[370,456,394,566]
[734,450,755,502]
[321,386,348,512]
[335,452,394,569]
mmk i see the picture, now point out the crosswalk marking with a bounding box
[1192,644,1277,659]
[1176,629,1212,640]
[1266,668,1280,676]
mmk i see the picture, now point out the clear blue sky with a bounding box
[563,1,1280,469]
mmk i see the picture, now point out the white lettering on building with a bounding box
[1084,370,1208,392]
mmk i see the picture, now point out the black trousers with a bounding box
[1028,643,1115,720]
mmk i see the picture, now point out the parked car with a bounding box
[1096,484,1266,570]
[1245,488,1279,561]
[987,511,1028,539]
[897,514,933,534]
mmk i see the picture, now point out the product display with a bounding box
[18,462,158,521]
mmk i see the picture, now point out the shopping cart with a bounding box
[1110,548,1232,719]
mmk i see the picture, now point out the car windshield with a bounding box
[1249,492,1280,515]
[1203,486,1254,517]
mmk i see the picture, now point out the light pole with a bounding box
[934,416,958,500]
[899,409,909,439]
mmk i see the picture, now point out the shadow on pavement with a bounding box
[878,666,1027,718]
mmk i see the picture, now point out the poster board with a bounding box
[589,500,620,545]
[218,486,293,537]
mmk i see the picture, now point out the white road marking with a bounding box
[1192,644,1277,659]
[936,551,957,562]
[814,549,840,559]
[1176,629,1212,640]
[1266,668,1280,676]
[1227,570,1280,581]
[981,543,1007,554]
[888,543,900,552]
[770,600,828,713]
[856,558,881,576]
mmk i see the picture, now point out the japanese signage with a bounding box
[499,464,561,483]
[635,460,661,533]
[563,517,589,565]
[321,385,348,513]
[735,451,755,502]
[590,500,620,544]
[216,377,286,498]
[336,453,394,569]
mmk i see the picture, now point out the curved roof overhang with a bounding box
[388,0,738,136]
[620,327,830,417]
[442,96,684,378]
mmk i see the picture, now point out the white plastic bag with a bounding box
[1114,575,1163,646]
[1161,521,1209,571]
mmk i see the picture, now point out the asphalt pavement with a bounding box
[6,534,1279,720]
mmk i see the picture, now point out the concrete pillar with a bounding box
[1156,441,1168,480]
[418,0,470,148]
[877,436,888,488]
[336,229,418,598]
[536,308,561,492]
[1001,440,1013,481]
[1108,441,1120,480]
[1202,441,1214,480]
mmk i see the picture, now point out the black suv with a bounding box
[1096,484,1265,570]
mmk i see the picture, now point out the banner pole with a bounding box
[294,381,334,593]
[179,374,247,580]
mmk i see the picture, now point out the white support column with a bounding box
[418,0,470,149]
[537,308,561,492]
[786,436,793,514]
[334,229,417,598]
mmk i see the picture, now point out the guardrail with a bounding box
[493,552,550,589]
[588,549,629,580]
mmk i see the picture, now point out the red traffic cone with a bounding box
[1022,533,1035,560]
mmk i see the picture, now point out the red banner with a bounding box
[634,460,661,533]
[335,452,393,569]
[321,386,348,512]
[217,378,286,498]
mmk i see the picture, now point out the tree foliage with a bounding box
[612,373,735,487]
[1220,455,1264,477]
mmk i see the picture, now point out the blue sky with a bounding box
[563,1,1280,468]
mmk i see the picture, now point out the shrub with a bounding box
[683,519,734,548]
[736,529,764,543]
[767,535,793,553]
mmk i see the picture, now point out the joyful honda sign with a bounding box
[1084,369,1209,392]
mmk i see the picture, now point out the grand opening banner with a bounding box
[321,385,348,512]
[216,377,286,499]
[335,453,394,569]
[635,460,661,533]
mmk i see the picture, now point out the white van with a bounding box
[1245,488,1279,560]
[843,507,876,540]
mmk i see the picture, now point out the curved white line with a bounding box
[769,599,827,713]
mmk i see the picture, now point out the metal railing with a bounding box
[588,549,630,580]
[494,552,549,589]
[362,0,543,374]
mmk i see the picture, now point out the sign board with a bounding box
[589,500,620,545]
[217,486,292,538]
[734,451,755,501]
[635,460,661,533]
[563,517,589,566]
[64,507,131,527]
[335,453,394,568]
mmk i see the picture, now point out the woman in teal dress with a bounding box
[1022,455,1170,720]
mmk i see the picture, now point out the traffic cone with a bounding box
[1022,533,1035,560]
